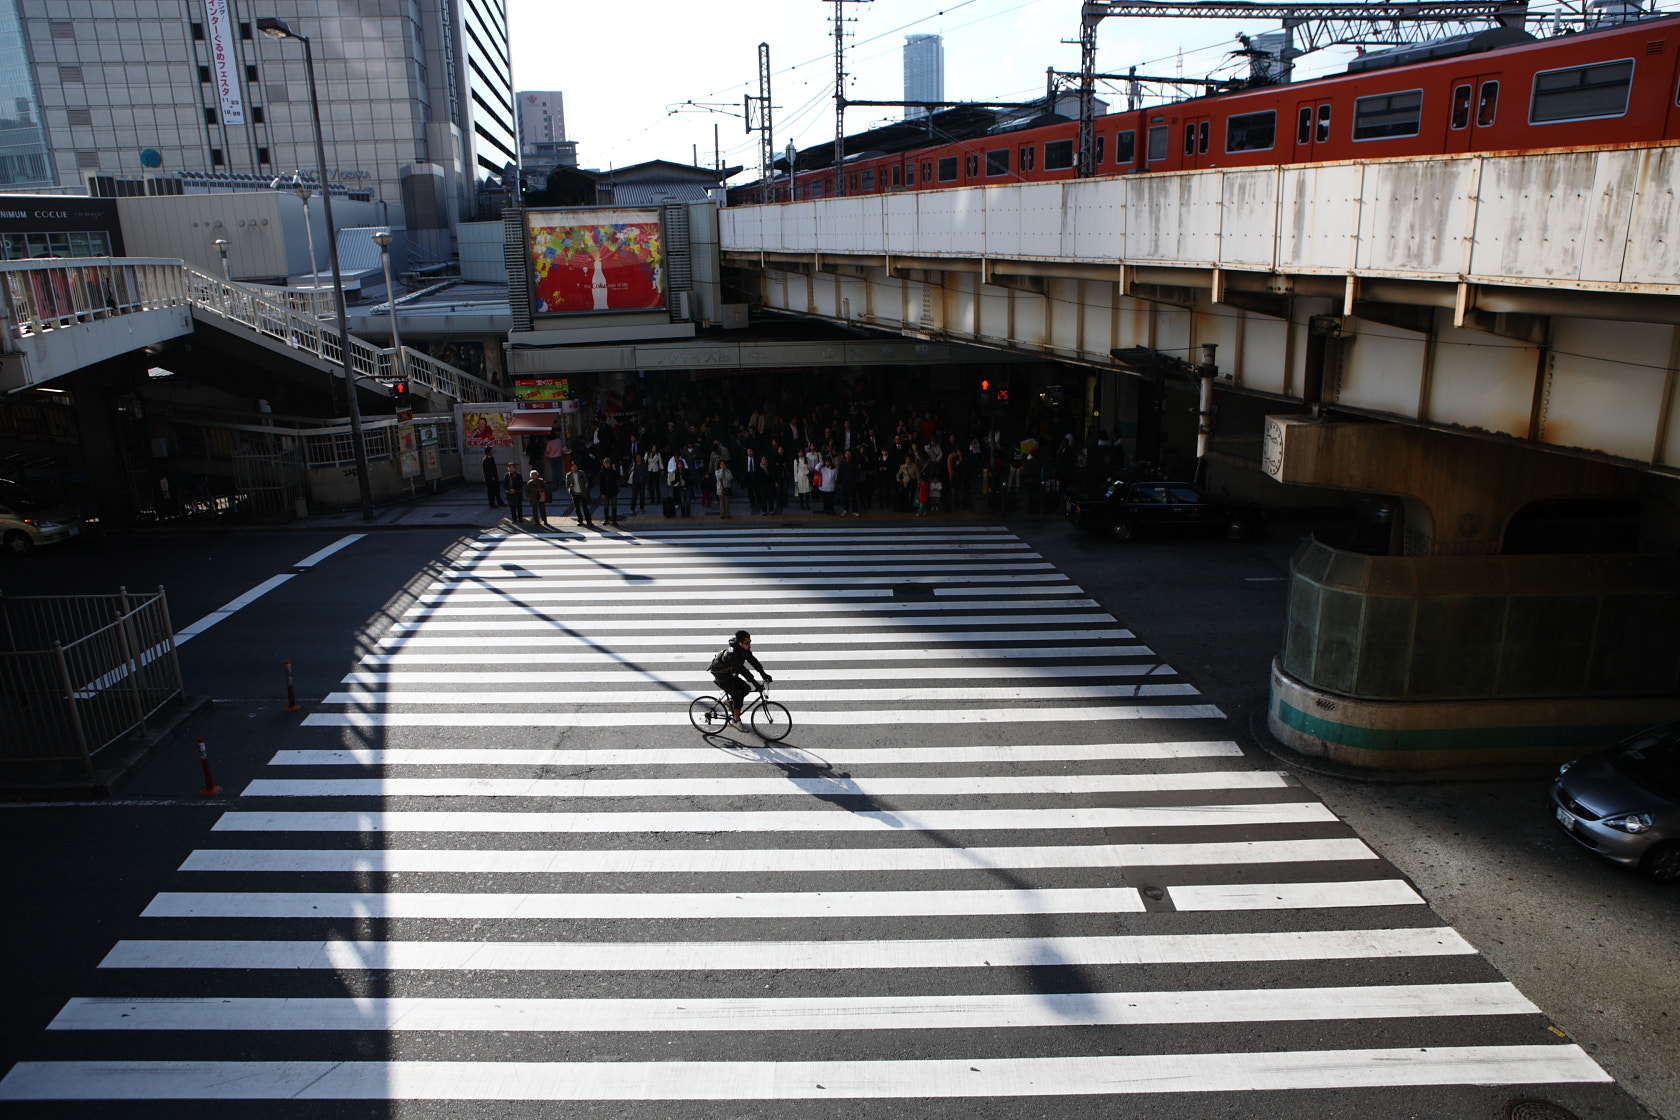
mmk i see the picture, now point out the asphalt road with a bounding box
[0,515,1669,1119]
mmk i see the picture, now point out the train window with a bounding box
[861,169,875,191]
[1477,81,1499,126]
[1183,123,1195,155]
[1450,84,1472,129]
[1019,144,1035,171]
[1095,134,1105,163]
[1353,89,1423,140]
[1044,139,1075,170]
[986,148,1009,175]
[939,156,958,181]
[1297,106,1312,144]
[1147,125,1168,161]
[921,160,933,182]
[1225,110,1275,152]
[1116,130,1135,163]
[1530,60,1632,123]
[965,153,979,177]
[1198,121,1210,153]
[1316,104,1331,142]
[893,164,903,186]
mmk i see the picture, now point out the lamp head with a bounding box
[213,238,229,255]
[256,17,295,40]
[371,230,392,250]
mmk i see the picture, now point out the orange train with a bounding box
[734,15,1680,203]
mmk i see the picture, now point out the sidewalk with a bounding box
[291,483,1063,531]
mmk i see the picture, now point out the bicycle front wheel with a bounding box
[750,699,793,742]
[689,695,728,734]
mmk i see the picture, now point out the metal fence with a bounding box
[0,588,186,780]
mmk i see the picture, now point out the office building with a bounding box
[518,91,577,170]
[903,34,944,118]
[9,0,516,253]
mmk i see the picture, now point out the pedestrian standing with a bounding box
[543,433,565,486]
[503,461,525,522]
[645,445,664,504]
[566,461,594,527]
[818,455,839,515]
[668,448,692,516]
[525,470,551,527]
[628,455,648,513]
[481,449,503,507]
[793,454,811,510]
[598,458,622,526]
[839,449,861,517]
[715,460,735,519]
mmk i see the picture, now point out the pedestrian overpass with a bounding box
[717,141,1680,771]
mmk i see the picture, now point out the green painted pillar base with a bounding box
[1267,659,1680,772]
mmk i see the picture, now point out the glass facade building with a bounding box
[0,0,50,188]
[7,0,513,242]
[903,34,944,119]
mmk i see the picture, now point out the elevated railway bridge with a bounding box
[718,139,1680,767]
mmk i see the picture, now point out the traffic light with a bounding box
[392,380,409,412]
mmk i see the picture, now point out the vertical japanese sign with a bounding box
[203,0,246,126]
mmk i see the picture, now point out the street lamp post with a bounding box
[213,238,229,280]
[258,15,374,522]
[271,170,322,296]
[371,230,405,387]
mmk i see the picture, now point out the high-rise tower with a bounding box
[902,33,944,118]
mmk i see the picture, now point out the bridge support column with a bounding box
[1262,418,1679,770]
[70,366,140,526]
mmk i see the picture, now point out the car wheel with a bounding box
[1640,841,1680,884]
[2,530,32,557]
[1110,519,1134,543]
[1225,518,1250,542]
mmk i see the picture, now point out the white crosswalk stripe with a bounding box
[0,525,1608,1112]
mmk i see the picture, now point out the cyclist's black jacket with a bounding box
[712,641,765,679]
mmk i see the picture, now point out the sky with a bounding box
[502,0,1616,176]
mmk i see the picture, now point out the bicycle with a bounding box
[688,687,792,742]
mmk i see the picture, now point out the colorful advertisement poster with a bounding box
[527,208,664,316]
[514,378,571,409]
[461,410,513,449]
[398,422,420,479]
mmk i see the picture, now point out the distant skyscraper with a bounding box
[903,34,944,119]
[518,91,577,170]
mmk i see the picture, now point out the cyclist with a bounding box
[709,630,772,730]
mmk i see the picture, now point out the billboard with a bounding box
[461,409,514,449]
[514,378,570,409]
[527,208,664,316]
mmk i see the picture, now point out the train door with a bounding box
[1291,98,1333,163]
[1182,113,1213,168]
[1445,73,1500,152]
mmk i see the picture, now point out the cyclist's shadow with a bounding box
[702,733,900,820]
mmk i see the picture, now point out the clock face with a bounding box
[1262,418,1285,479]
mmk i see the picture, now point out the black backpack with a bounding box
[708,645,733,675]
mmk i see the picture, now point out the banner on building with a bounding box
[526,208,664,316]
[514,378,571,409]
[460,409,514,449]
[202,0,246,127]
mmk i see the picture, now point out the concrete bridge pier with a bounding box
[1263,418,1680,769]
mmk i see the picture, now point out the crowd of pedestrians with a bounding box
[484,396,1094,526]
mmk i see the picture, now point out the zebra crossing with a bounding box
[0,525,1615,1111]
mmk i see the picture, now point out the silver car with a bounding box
[1551,722,1680,883]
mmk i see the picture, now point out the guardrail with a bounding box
[0,588,186,781]
[183,266,506,404]
[0,257,190,348]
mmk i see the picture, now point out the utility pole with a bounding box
[1076,4,1100,178]
[758,42,775,200]
[829,0,870,196]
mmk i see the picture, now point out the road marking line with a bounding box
[174,574,295,644]
[141,887,1149,920]
[238,771,1284,799]
[0,1046,1611,1100]
[357,646,1158,665]
[210,803,1331,833]
[374,629,1138,648]
[341,663,1171,684]
[98,926,1480,972]
[180,838,1375,874]
[385,613,1115,632]
[1170,879,1424,910]
[403,598,1096,615]
[293,533,367,569]
[319,684,1200,705]
[265,740,1242,766]
[51,982,1536,1033]
[434,573,1074,586]
[299,705,1226,727]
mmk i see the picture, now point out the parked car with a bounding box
[1551,722,1680,883]
[1065,477,1265,543]
[0,479,80,556]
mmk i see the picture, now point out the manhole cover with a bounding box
[892,583,938,598]
[1504,1099,1580,1120]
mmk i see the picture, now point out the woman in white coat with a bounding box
[793,454,812,510]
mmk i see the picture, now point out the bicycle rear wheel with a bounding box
[750,699,793,742]
[689,695,728,733]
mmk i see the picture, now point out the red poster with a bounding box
[528,208,665,315]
